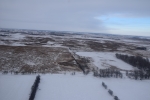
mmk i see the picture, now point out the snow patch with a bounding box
[25,61,36,66]
[0,74,36,100]
[76,52,134,70]
[0,73,150,100]
[11,33,26,40]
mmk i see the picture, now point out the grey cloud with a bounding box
[0,0,150,34]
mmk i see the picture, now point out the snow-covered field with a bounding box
[76,52,135,70]
[0,30,150,100]
[0,74,36,100]
[1,73,150,100]
[35,73,112,100]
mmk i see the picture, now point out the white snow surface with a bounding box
[0,74,36,100]
[35,73,112,100]
[24,61,36,66]
[76,52,134,70]
[11,33,26,40]
[47,41,54,45]
[11,42,26,46]
[0,73,150,100]
[35,73,150,100]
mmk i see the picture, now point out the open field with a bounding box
[0,29,150,100]
[0,73,150,100]
[0,31,150,73]
[0,74,36,100]
[0,45,80,73]
[76,52,136,71]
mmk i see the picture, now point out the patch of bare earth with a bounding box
[0,45,81,73]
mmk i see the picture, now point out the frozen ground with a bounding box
[0,30,150,100]
[1,73,150,100]
[0,31,150,58]
[0,74,36,100]
[76,52,135,70]
[35,73,112,100]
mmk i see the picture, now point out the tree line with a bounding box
[102,82,119,100]
[29,75,40,100]
[116,53,150,73]
[126,70,150,80]
[94,69,123,78]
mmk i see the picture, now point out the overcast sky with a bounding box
[0,0,150,36]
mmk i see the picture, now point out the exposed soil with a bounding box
[0,45,81,73]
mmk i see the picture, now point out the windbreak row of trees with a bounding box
[29,75,40,100]
[126,70,150,80]
[102,82,119,100]
[94,69,123,78]
[116,53,150,72]
[2,71,44,75]
[75,59,89,75]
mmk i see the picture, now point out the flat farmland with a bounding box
[0,45,80,73]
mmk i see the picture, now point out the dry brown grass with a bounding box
[0,45,81,73]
